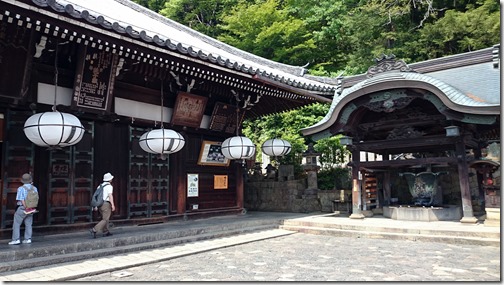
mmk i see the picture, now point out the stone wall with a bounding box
[244,179,351,213]
[245,179,322,213]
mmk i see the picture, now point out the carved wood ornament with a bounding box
[366,54,415,78]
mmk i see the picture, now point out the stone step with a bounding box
[281,220,501,239]
[279,225,500,247]
[0,218,284,273]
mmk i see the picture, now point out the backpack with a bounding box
[24,185,39,208]
[91,183,106,208]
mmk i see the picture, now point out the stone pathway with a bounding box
[75,232,500,282]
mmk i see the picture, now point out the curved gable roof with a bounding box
[302,71,500,136]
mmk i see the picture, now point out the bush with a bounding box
[317,167,351,190]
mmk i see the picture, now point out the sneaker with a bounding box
[8,240,20,245]
[24,208,37,215]
[103,232,113,237]
[22,239,31,244]
[89,228,96,239]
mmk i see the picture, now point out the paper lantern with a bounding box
[24,111,84,148]
[261,138,292,157]
[139,128,185,154]
[221,136,256,160]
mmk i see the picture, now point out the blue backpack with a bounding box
[91,183,107,207]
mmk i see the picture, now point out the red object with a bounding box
[485,177,494,185]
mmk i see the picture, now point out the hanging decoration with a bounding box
[221,91,256,161]
[139,81,185,158]
[261,138,292,157]
[23,40,84,149]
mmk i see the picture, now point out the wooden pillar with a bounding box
[236,162,244,209]
[455,139,477,223]
[382,153,391,206]
[349,147,364,219]
[174,138,186,215]
[473,146,486,209]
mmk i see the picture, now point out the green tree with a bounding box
[340,0,500,73]
[410,0,500,59]
[218,0,317,65]
[159,0,238,38]
[242,102,330,176]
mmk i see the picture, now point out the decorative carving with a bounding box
[366,54,415,78]
[387,125,425,140]
[365,96,414,113]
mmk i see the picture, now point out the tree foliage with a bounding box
[217,0,316,65]
[134,0,499,75]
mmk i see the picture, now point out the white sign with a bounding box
[187,174,199,197]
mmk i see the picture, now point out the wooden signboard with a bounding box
[171,92,208,128]
[209,102,244,133]
[72,46,118,112]
[214,175,228,190]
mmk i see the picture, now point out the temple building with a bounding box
[302,47,500,225]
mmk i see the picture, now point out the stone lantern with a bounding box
[302,143,321,195]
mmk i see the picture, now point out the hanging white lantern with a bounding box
[261,138,292,157]
[139,81,185,155]
[221,136,256,160]
[23,40,84,149]
[24,111,84,148]
[139,128,185,154]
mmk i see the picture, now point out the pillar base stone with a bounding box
[460,216,478,224]
[349,213,365,219]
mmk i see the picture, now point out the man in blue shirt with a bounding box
[9,173,38,245]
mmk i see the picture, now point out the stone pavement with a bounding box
[0,211,500,282]
[75,232,501,282]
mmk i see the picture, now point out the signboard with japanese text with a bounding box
[187,173,199,197]
[72,46,118,112]
[51,164,69,177]
[208,102,244,133]
[214,175,228,190]
[171,92,208,128]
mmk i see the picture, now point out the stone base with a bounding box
[361,210,374,217]
[349,213,365,219]
[460,216,478,224]
[383,205,462,221]
[484,208,500,227]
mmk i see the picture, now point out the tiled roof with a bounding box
[27,0,337,95]
[302,54,500,136]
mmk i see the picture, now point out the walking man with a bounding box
[9,173,38,245]
[90,172,115,238]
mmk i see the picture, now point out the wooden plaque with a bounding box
[171,92,208,128]
[214,175,228,190]
[72,46,118,112]
[208,102,244,133]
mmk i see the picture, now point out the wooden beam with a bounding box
[358,157,457,169]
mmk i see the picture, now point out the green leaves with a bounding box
[134,0,499,75]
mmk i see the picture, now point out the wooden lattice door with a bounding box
[47,120,94,224]
[1,110,34,229]
[128,126,169,218]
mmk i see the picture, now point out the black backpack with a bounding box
[91,183,107,208]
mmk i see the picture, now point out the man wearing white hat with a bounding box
[90,172,115,238]
[9,173,38,245]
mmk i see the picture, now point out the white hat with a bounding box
[103,172,114,182]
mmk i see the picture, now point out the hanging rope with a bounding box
[52,40,59,112]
